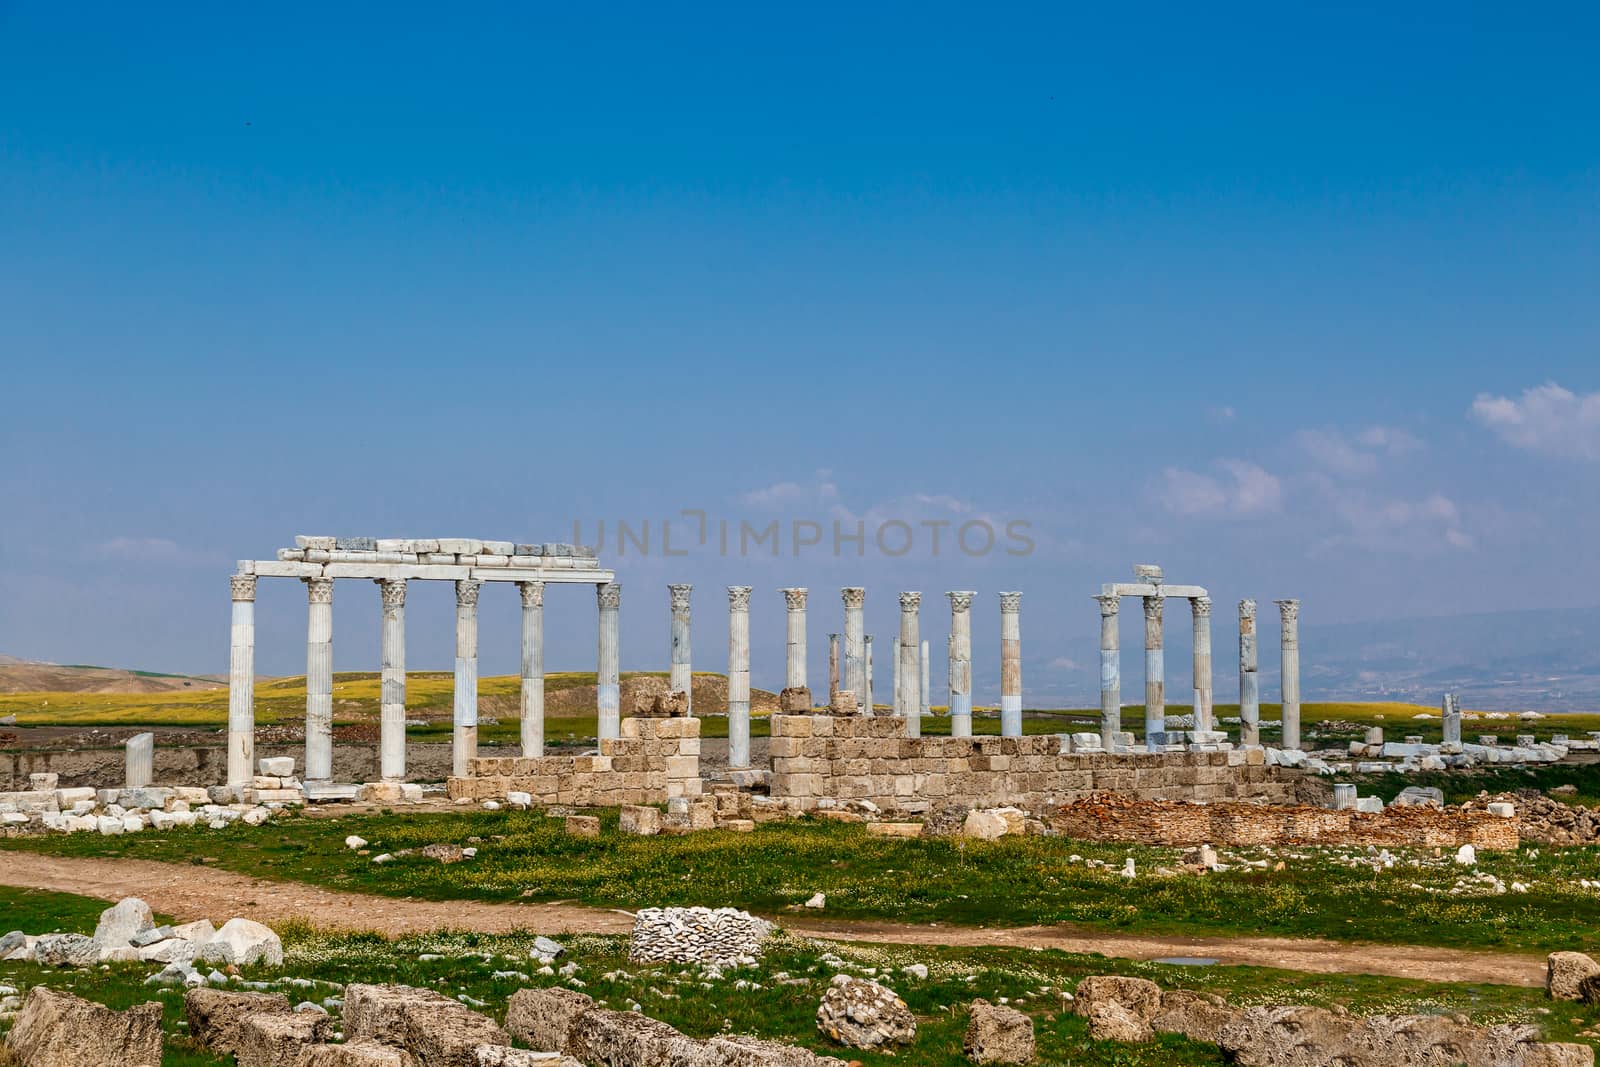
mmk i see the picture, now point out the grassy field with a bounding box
[8,812,1600,954]
[1,885,1595,1067]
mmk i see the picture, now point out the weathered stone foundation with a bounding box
[447,716,702,806]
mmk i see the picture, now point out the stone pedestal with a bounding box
[597,582,621,742]
[842,588,866,714]
[727,586,752,768]
[1191,596,1213,733]
[1238,599,1259,746]
[669,584,693,714]
[304,577,335,783]
[782,588,808,692]
[125,732,153,789]
[520,581,546,757]
[897,592,922,738]
[453,579,482,778]
[377,578,407,780]
[226,574,257,789]
[1142,595,1165,747]
[999,592,1022,737]
[1095,593,1121,748]
[947,592,975,737]
[1277,599,1301,750]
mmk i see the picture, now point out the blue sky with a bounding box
[2,3,1597,702]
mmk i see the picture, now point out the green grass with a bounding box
[1,886,1595,1067]
[9,813,1600,954]
[1351,763,1600,807]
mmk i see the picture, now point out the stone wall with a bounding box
[448,716,702,806]
[1049,793,1519,850]
[0,742,460,791]
[768,714,1320,813]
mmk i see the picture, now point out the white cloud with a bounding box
[1310,479,1473,554]
[95,537,185,562]
[741,472,842,510]
[1297,426,1422,477]
[1160,460,1282,517]
[1048,656,1084,671]
[1471,383,1600,461]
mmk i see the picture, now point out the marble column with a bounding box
[226,574,257,789]
[999,592,1022,737]
[126,732,153,789]
[597,582,621,742]
[828,633,841,707]
[892,637,901,722]
[865,634,875,714]
[304,576,335,783]
[669,584,693,712]
[897,592,922,737]
[452,578,482,777]
[842,588,866,713]
[1095,593,1121,749]
[1441,692,1462,746]
[1191,596,1213,734]
[519,580,546,757]
[946,591,974,737]
[1277,599,1301,750]
[1238,599,1260,746]
[1143,595,1165,749]
[727,586,752,768]
[920,639,931,719]
[781,588,808,692]
[377,578,408,781]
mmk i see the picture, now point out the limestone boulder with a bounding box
[962,807,1026,840]
[1150,989,1235,1044]
[504,986,594,1052]
[1512,1043,1597,1067]
[343,983,509,1066]
[235,1011,333,1067]
[963,998,1035,1063]
[1217,1005,1356,1065]
[1086,1000,1152,1043]
[619,805,661,836]
[197,917,283,967]
[184,987,294,1054]
[93,896,155,949]
[1072,976,1163,1023]
[33,932,100,968]
[815,975,917,1049]
[700,1034,852,1066]
[471,1048,583,1067]
[3,986,163,1067]
[421,843,466,864]
[1548,952,1600,1001]
[295,1043,420,1066]
[569,1007,706,1066]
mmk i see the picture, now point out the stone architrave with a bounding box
[226,574,258,789]
[842,588,866,713]
[1191,596,1213,733]
[1238,599,1260,746]
[998,592,1022,736]
[452,579,482,777]
[377,578,408,780]
[596,583,622,741]
[304,576,335,782]
[946,592,975,737]
[1095,593,1121,748]
[897,592,922,737]
[1143,595,1165,748]
[519,580,545,757]
[727,586,752,768]
[668,584,693,714]
[1277,599,1301,750]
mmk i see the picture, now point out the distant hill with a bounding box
[0,656,224,695]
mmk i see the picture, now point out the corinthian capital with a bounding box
[1238,598,1256,619]
[947,590,976,612]
[229,574,258,602]
[898,591,922,611]
[668,584,693,611]
[728,585,752,610]
[1275,598,1300,623]
[597,582,621,610]
[781,587,808,610]
[1142,595,1163,621]
[519,580,545,608]
[304,577,334,605]
[1094,593,1119,616]
[377,578,407,608]
[456,579,482,608]
[998,591,1022,613]
[841,587,866,609]
[1191,595,1211,618]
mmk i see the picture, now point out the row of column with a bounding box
[225,574,622,789]
[1094,592,1298,750]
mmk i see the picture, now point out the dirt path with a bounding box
[0,853,1546,987]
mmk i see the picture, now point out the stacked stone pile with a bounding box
[1467,791,1600,845]
[628,907,775,967]
[815,975,918,1050]
[276,536,600,569]
[1073,973,1593,1065]
[1,772,298,837]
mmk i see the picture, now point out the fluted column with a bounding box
[781,588,808,691]
[920,639,930,719]
[669,584,693,712]
[126,732,153,789]
[727,586,752,768]
[1277,599,1301,750]
[842,588,866,713]
[896,592,922,737]
[1095,593,1121,748]
[452,578,482,777]
[1238,599,1260,746]
[999,592,1022,736]
[828,633,841,707]
[377,578,407,781]
[1143,595,1165,749]
[865,634,875,715]
[1191,596,1213,735]
[596,582,621,742]
[226,574,257,789]
[520,580,545,757]
[946,591,974,737]
[304,576,334,782]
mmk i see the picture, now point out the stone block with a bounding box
[566,814,601,837]
[185,988,294,1055]
[5,986,164,1067]
[619,805,660,835]
[964,998,1035,1064]
[236,1011,332,1067]
[259,756,296,777]
[505,986,595,1053]
[293,1041,420,1066]
[779,686,813,712]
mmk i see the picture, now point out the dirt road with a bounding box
[0,852,1545,987]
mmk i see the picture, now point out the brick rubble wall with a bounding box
[447,716,702,806]
[767,714,1321,813]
